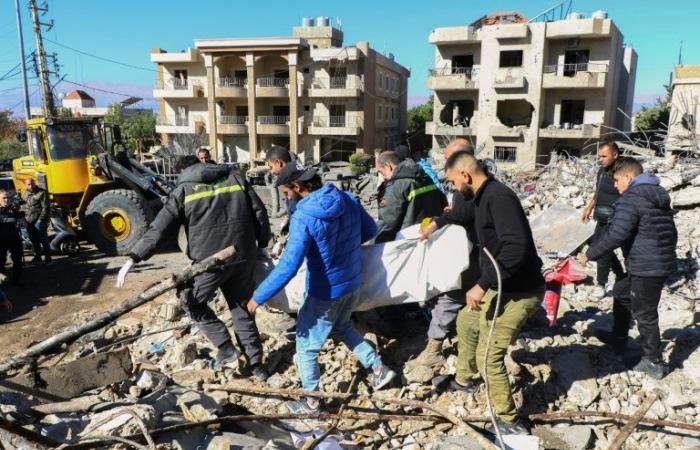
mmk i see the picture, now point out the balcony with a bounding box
[153,79,203,98]
[428,26,479,45]
[308,114,362,136]
[542,63,608,89]
[539,124,601,139]
[308,76,363,97]
[546,18,612,39]
[151,48,201,64]
[155,116,205,134]
[427,67,479,90]
[255,77,289,97]
[489,125,527,138]
[217,77,248,97]
[494,68,526,89]
[256,115,290,135]
[425,121,474,136]
[217,115,248,135]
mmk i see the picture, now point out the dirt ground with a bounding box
[0,243,188,359]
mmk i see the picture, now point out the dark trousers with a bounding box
[26,221,51,259]
[612,274,666,362]
[179,260,263,366]
[594,222,625,285]
[0,233,23,283]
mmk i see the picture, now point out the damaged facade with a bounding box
[426,10,637,169]
[151,18,410,163]
[666,65,700,154]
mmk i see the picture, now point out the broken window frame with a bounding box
[499,50,523,68]
[494,146,517,163]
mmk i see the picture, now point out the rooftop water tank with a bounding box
[592,10,608,19]
[567,12,585,20]
[317,16,330,27]
[301,17,314,27]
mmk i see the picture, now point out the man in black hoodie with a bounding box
[374,151,446,243]
[116,155,271,380]
[446,151,544,435]
[581,157,677,379]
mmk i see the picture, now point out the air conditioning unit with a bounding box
[566,38,580,48]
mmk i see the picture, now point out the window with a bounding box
[391,107,395,120]
[303,67,310,73]
[235,106,249,117]
[173,70,188,89]
[30,129,45,161]
[378,105,383,120]
[494,146,517,163]
[499,50,523,68]
[304,105,310,112]
[561,100,585,125]
[46,123,96,161]
[385,106,389,121]
[564,50,590,76]
[452,55,474,75]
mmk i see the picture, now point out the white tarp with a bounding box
[256,224,472,313]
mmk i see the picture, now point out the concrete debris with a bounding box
[0,153,698,450]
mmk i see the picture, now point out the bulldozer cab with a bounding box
[12,117,107,200]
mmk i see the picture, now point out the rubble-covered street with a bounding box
[0,153,698,450]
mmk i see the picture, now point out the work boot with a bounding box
[370,364,396,390]
[286,396,320,414]
[407,338,445,369]
[486,417,530,436]
[632,358,665,380]
[212,342,240,369]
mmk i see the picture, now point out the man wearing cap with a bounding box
[247,163,396,413]
[117,155,271,380]
[374,150,446,243]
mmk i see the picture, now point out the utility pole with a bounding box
[14,0,31,119]
[29,0,55,117]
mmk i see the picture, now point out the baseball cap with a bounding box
[274,162,317,187]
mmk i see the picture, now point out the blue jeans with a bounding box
[296,290,382,391]
[27,221,51,259]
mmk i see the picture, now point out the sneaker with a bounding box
[591,285,608,299]
[212,342,240,369]
[447,376,480,394]
[632,358,665,379]
[370,364,396,391]
[486,417,530,436]
[286,397,320,414]
[251,364,269,382]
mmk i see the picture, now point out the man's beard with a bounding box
[458,184,475,200]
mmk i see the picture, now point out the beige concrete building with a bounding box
[151,18,409,163]
[666,65,700,153]
[426,10,637,169]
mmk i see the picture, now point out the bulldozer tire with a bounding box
[84,189,152,256]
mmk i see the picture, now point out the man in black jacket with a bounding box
[375,151,446,243]
[24,178,51,264]
[446,152,544,435]
[117,155,272,380]
[582,141,624,298]
[406,139,479,372]
[581,157,677,379]
[0,190,23,285]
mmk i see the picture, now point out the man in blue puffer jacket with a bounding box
[247,164,397,413]
[581,157,677,379]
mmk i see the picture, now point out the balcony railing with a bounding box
[155,79,201,90]
[219,77,247,88]
[219,115,247,125]
[257,77,289,87]
[157,117,190,127]
[311,115,362,127]
[258,115,289,125]
[543,63,608,74]
[429,66,479,78]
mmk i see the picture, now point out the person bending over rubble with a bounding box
[116,155,271,380]
[405,138,481,375]
[444,151,545,436]
[581,140,625,298]
[374,150,446,243]
[246,163,396,414]
[579,157,677,379]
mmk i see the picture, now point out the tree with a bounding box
[104,103,126,127]
[634,95,670,151]
[123,112,156,156]
[0,109,22,140]
[406,98,433,150]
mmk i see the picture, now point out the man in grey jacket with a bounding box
[117,155,271,380]
[24,179,51,264]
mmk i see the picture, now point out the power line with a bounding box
[45,38,158,73]
[61,79,135,97]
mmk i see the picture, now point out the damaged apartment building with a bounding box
[151,17,410,163]
[666,64,700,154]
[426,9,637,169]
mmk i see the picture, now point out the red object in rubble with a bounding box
[542,258,587,326]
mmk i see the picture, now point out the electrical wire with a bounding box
[60,79,134,97]
[481,247,506,450]
[44,38,158,73]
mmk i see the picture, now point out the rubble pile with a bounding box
[0,154,699,450]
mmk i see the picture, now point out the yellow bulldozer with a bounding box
[12,116,174,256]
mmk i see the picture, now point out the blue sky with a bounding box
[1,0,699,115]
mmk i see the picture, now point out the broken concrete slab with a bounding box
[0,348,132,400]
[530,204,596,257]
[533,424,593,450]
[553,350,600,407]
[672,187,700,207]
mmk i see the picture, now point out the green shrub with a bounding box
[349,152,373,175]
